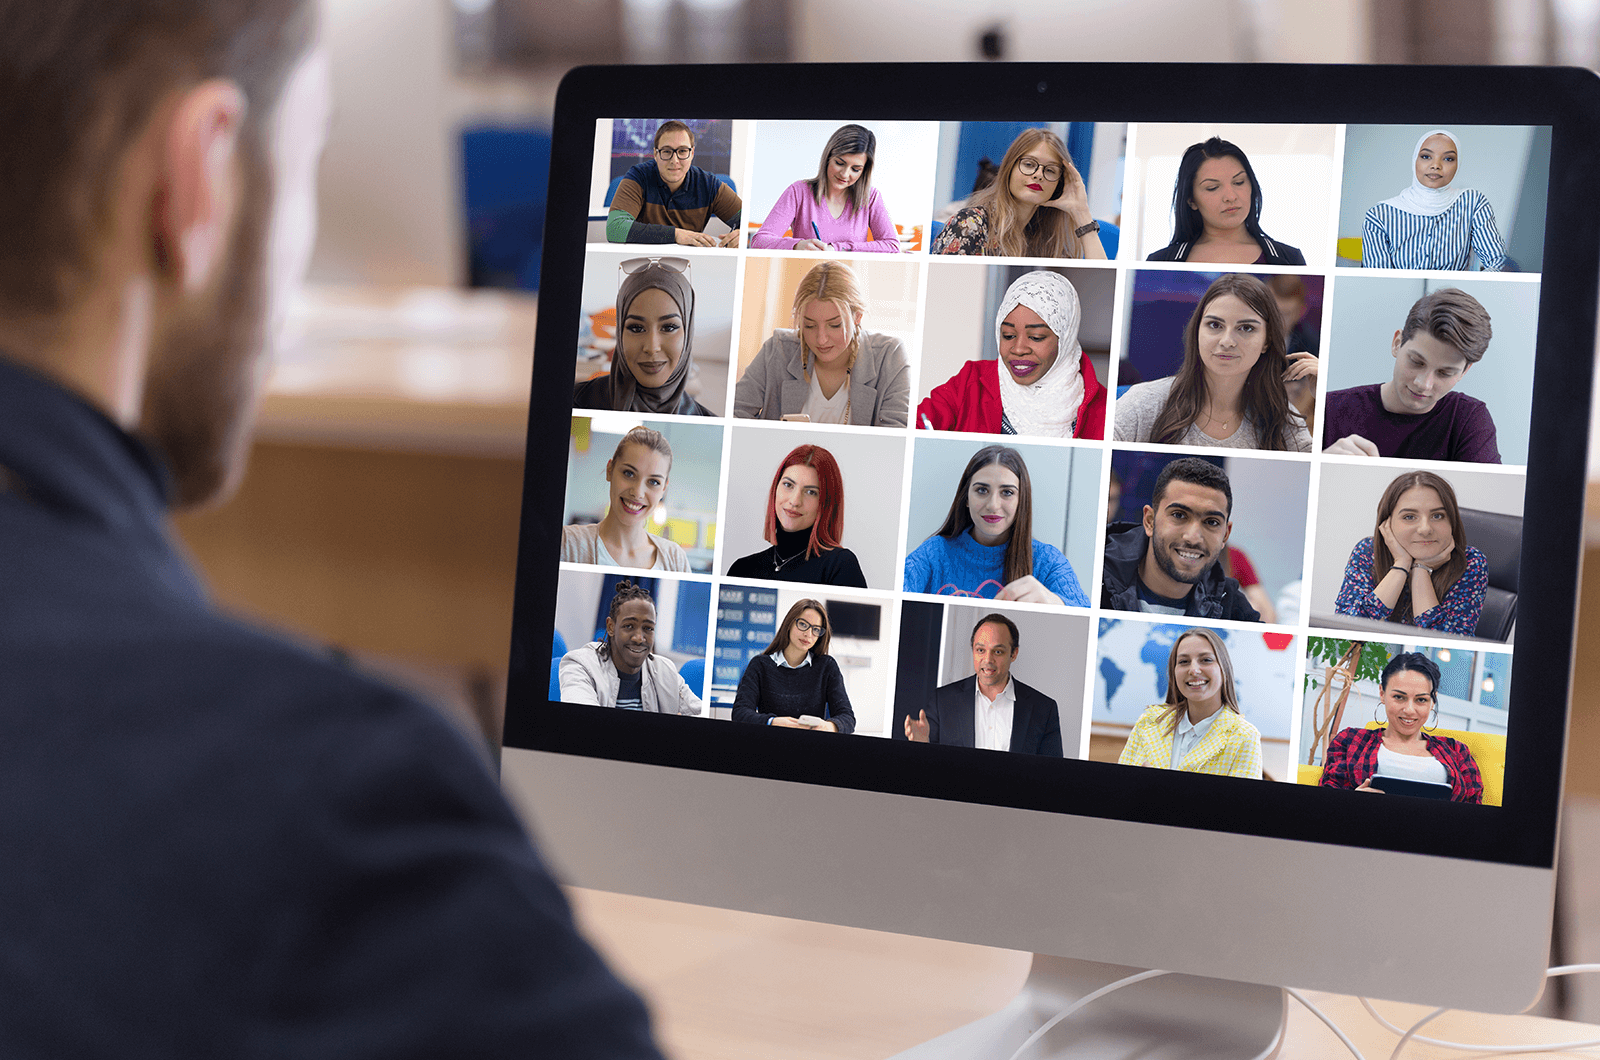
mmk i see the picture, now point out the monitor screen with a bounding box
[504,63,1600,1012]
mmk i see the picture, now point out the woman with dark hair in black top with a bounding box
[1146,138,1305,266]
[730,599,856,733]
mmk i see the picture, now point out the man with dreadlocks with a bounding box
[559,581,705,714]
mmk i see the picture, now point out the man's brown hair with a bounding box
[0,0,316,321]
[1399,287,1493,364]
[653,120,695,151]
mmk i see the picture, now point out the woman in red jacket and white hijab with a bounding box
[916,269,1106,438]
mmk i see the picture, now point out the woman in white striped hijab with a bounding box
[1360,130,1507,272]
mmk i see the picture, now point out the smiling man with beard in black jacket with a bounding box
[1101,458,1260,622]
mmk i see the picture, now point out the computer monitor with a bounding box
[502,62,1600,1051]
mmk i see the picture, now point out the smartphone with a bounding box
[780,414,810,423]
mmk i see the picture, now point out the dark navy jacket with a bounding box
[1145,232,1306,266]
[0,357,663,1059]
[1100,521,1261,622]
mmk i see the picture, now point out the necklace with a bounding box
[1199,407,1236,435]
[772,546,807,572]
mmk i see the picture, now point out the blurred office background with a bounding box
[171,0,1600,1017]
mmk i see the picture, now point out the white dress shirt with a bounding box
[1170,706,1225,769]
[769,650,812,669]
[973,676,1016,752]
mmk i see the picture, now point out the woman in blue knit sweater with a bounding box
[903,444,1089,605]
[731,599,856,732]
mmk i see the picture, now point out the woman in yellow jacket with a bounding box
[1118,627,1262,778]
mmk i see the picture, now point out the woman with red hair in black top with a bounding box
[726,444,867,586]
[1320,652,1483,803]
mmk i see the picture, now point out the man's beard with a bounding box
[140,153,272,511]
[1151,530,1217,586]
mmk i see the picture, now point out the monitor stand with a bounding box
[889,954,1287,1059]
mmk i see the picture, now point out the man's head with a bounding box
[1387,288,1492,416]
[0,0,325,508]
[1141,458,1233,596]
[653,120,695,188]
[969,614,1019,692]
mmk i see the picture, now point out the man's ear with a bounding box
[1142,503,1155,536]
[152,79,246,293]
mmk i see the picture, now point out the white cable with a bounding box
[1010,963,1600,1060]
[1287,988,1370,1060]
[1359,963,1600,1056]
[1004,969,1170,1060]
[1389,1006,1447,1060]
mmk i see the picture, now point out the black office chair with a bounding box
[1459,507,1521,641]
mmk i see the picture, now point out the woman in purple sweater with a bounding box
[751,125,901,253]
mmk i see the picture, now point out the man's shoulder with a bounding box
[1325,383,1381,410]
[1438,389,1491,415]
[1103,521,1146,560]
[1011,676,1056,708]
[934,674,976,699]
[620,160,656,185]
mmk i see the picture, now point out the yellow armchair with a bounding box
[1298,723,1505,806]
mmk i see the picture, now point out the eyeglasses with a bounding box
[1016,156,1063,183]
[655,145,694,161]
[794,618,824,634]
[619,257,692,278]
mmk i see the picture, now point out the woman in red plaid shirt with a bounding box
[1320,651,1484,803]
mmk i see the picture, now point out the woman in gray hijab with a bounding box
[575,258,713,416]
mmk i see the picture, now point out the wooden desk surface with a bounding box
[569,887,1600,1060]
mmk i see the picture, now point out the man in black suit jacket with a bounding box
[903,613,1062,756]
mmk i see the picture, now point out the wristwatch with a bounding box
[1075,220,1101,238]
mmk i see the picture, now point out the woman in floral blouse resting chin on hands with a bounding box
[1333,469,1487,638]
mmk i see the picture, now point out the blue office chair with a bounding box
[549,658,562,700]
[1096,219,1121,258]
[552,629,568,660]
[679,657,706,700]
[460,125,550,291]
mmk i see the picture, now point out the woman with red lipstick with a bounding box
[931,128,1108,259]
[734,260,909,426]
[730,599,856,733]
[1320,652,1483,801]
[1147,138,1305,266]
[751,125,901,253]
[1114,273,1314,452]
[727,444,868,586]
[1118,628,1261,778]
[916,270,1106,438]
[1361,130,1506,271]
[902,445,1089,605]
[573,258,713,417]
[561,426,690,572]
